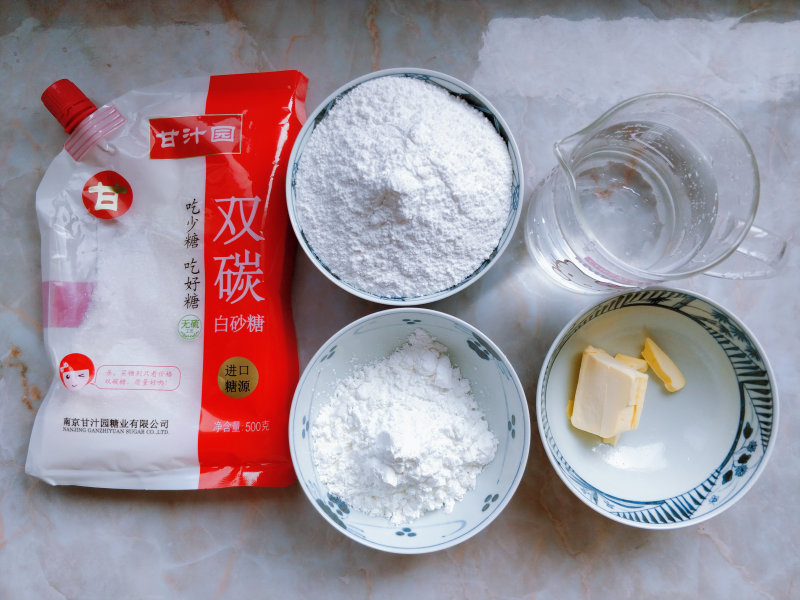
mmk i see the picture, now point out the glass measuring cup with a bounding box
[525,93,788,293]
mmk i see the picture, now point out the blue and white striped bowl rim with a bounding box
[536,287,778,529]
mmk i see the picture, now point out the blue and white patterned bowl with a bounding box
[289,308,530,553]
[286,67,523,306]
[537,288,778,529]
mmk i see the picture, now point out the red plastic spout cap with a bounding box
[41,79,97,134]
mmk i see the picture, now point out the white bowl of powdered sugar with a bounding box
[287,68,523,305]
[289,309,530,553]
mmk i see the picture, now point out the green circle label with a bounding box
[178,314,202,340]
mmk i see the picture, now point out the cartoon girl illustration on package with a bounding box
[59,353,95,391]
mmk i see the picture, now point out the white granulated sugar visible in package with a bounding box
[311,329,498,525]
[294,75,513,298]
[28,72,307,490]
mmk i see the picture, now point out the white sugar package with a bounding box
[27,72,307,489]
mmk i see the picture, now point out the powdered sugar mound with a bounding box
[311,329,498,525]
[295,75,513,298]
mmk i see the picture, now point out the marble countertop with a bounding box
[1,2,798,598]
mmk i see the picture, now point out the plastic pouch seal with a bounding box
[26,71,308,489]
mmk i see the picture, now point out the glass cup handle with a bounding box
[704,224,789,279]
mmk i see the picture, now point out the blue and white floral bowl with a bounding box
[286,67,523,306]
[289,308,530,553]
[537,288,778,529]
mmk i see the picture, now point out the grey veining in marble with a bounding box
[1,2,798,598]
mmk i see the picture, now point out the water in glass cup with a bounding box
[526,93,786,293]
[572,120,718,274]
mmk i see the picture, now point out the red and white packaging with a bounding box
[26,72,307,488]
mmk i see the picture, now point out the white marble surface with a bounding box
[1,2,799,598]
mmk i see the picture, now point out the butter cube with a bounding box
[641,337,685,392]
[614,353,648,372]
[570,346,648,440]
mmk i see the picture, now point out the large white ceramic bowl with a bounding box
[537,288,778,529]
[289,308,530,553]
[286,67,523,306]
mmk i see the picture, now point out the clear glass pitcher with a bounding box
[525,93,788,293]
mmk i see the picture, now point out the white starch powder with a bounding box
[311,329,498,525]
[295,75,513,298]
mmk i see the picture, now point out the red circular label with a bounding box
[82,170,133,219]
[59,352,95,391]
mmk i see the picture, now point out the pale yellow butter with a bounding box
[570,346,648,441]
[614,353,648,372]
[641,337,686,392]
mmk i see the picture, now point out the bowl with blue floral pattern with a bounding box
[537,288,778,529]
[289,308,530,553]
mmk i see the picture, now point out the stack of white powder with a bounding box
[311,329,498,525]
[294,75,513,298]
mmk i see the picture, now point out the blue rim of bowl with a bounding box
[285,67,524,306]
[288,308,531,553]
[536,287,779,529]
